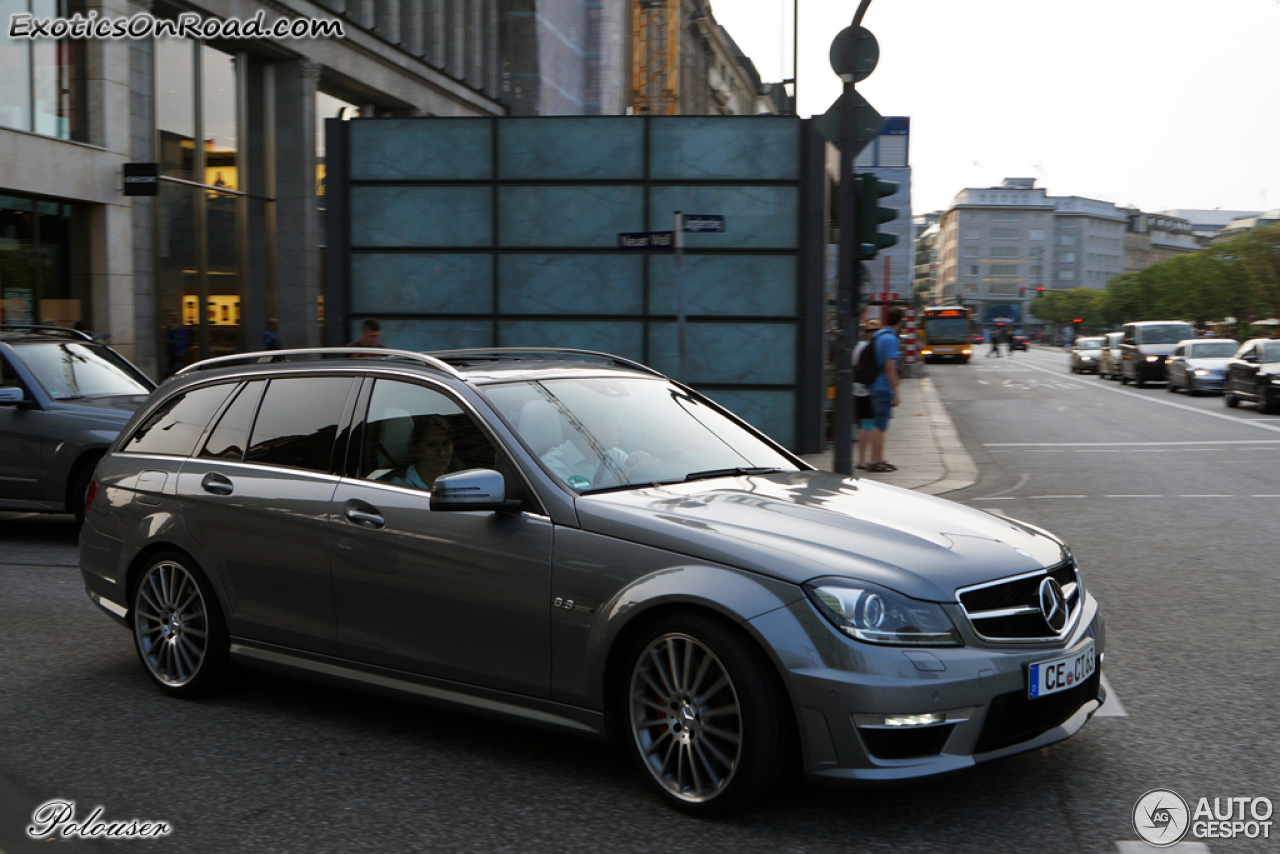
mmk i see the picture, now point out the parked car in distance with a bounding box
[1224,338,1280,413]
[80,347,1105,816]
[1,326,156,522]
[1098,332,1124,380]
[1166,339,1238,395]
[1119,321,1196,386]
[1069,337,1106,373]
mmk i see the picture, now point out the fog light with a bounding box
[883,713,946,728]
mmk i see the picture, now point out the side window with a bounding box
[1173,345,1184,357]
[123,384,236,456]
[200,380,265,461]
[245,377,355,473]
[359,379,497,491]
[1,353,20,388]
[1122,326,1135,345]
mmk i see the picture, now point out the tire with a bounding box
[132,552,233,699]
[1133,374,1144,388]
[623,615,790,816]
[1260,387,1280,415]
[1226,391,1240,408]
[1187,378,1198,397]
[1167,378,1178,393]
[1119,373,1129,385]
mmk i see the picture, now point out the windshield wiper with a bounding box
[682,467,784,482]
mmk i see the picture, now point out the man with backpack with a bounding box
[854,307,903,473]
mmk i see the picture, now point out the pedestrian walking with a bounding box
[865,307,904,473]
[986,328,1002,358]
[262,317,283,351]
[347,318,386,357]
[852,320,880,470]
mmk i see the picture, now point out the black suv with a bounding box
[1118,321,1195,386]
[0,326,155,521]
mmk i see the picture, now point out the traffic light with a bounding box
[855,173,898,260]
[1036,286,1046,294]
[1073,318,1083,325]
[1019,286,1026,298]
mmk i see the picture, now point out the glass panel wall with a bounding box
[156,38,195,181]
[202,45,237,190]
[0,0,84,140]
[0,193,88,326]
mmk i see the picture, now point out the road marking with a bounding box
[1097,673,1128,717]
[974,473,1030,499]
[1105,494,1162,498]
[1178,494,1232,498]
[977,379,989,384]
[1116,844,1210,854]
[985,439,1280,447]
[1002,357,1280,435]
[1253,494,1280,497]
[1029,495,1088,499]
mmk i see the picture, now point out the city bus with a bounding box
[920,305,975,363]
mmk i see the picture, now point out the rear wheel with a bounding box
[624,615,789,816]
[1226,391,1240,408]
[1167,379,1178,393]
[132,552,232,698]
[69,458,99,525]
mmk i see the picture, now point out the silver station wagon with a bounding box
[80,348,1106,815]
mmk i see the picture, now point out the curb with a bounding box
[911,375,979,496]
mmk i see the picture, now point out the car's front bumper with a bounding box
[750,592,1105,783]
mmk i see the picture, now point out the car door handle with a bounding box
[343,498,385,529]
[200,472,234,496]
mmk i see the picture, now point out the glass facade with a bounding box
[0,193,88,326]
[154,39,272,374]
[0,0,85,140]
[331,116,814,448]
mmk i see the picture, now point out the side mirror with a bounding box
[430,468,522,513]
[0,386,27,405]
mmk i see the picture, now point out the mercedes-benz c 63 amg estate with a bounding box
[80,348,1106,815]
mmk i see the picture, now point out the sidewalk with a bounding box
[800,376,978,496]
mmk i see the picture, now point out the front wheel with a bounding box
[1226,391,1240,408]
[624,616,790,816]
[132,553,232,698]
[1261,387,1280,415]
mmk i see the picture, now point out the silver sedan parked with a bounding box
[1166,338,1238,395]
[80,347,1106,815]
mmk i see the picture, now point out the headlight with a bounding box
[1082,355,1094,360]
[1194,369,1210,376]
[961,348,971,355]
[1272,376,1280,384]
[1146,355,1160,362]
[921,349,932,355]
[807,582,961,646]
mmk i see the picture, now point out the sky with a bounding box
[712,0,1280,218]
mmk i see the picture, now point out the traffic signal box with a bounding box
[855,173,898,260]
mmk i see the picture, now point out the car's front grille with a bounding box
[974,671,1100,754]
[958,561,1080,642]
[859,724,954,760]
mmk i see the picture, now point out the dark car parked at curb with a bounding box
[1119,321,1196,386]
[1068,337,1105,374]
[1224,339,1280,413]
[1,326,155,522]
[1166,339,1237,395]
[80,347,1106,816]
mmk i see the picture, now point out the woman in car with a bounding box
[388,415,455,491]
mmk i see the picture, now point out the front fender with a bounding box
[549,527,803,710]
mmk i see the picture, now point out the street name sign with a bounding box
[681,214,725,233]
[617,231,674,249]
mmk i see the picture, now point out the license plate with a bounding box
[1028,641,1095,699]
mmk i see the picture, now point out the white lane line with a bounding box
[973,473,1030,499]
[1005,358,1280,435]
[1029,495,1088,499]
[985,439,1280,447]
[1253,494,1280,497]
[978,496,1018,500]
[1105,494,1162,498]
[1178,494,1233,498]
[1097,673,1128,718]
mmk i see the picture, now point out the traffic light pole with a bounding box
[833,74,861,477]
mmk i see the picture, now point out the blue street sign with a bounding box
[617,231,674,249]
[681,214,725,233]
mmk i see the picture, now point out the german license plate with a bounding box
[1028,641,1095,699]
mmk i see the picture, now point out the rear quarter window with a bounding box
[123,383,236,456]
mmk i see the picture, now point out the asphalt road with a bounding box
[0,346,1276,853]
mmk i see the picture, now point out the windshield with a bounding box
[1076,338,1104,350]
[1188,341,1237,359]
[1263,341,1280,363]
[11,342,152,399]
[925,318,969,341]
[1139,324,1195,345]
[484,377,799,493]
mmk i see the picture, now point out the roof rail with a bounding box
[429,348,667,378]
[174,348,467,380]
[0,325,94,341]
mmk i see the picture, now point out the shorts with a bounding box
[870,388,893,432]
[855,396,875,430]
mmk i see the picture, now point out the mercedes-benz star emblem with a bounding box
[1038,577,1068,632]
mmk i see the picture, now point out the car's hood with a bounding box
[1185,357,1232,370]
[575,472,1067,602]
[47,395,149,418]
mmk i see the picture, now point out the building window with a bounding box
[0,0,86,140]
[964,264,979,276]
[989,264,1019,276]
[1029,229,1045,240]
[964,229,979,240]
[1030,265,1042,278]
[991,228,1018,239]
[1060,234,1077,245]
[992,212,1020,220]
[0,193,89,325]
[963,245,979,257]
[1060,252,1076,263]
[990,246,1018,258]
[1059,270,1075,280]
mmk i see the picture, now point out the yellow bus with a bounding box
[920,305,975,363]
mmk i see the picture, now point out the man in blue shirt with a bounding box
[865,307,903,473]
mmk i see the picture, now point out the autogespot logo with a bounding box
[1133,788,1190,847]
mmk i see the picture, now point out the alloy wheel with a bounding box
[134,561,210,687]
[629,632,743,804]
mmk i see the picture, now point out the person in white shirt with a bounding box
[388,415,454,491]
[541,407,658,490]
